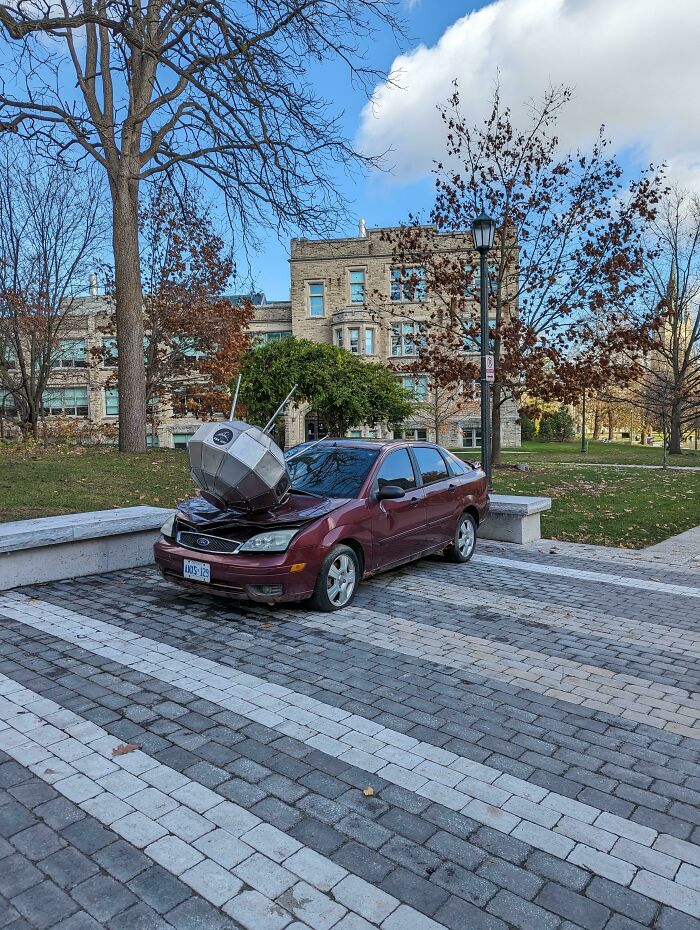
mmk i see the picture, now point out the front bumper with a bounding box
[153,536,321,603]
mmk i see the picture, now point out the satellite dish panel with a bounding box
[187,420,291,513]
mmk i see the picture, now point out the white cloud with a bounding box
[359,0,700,185]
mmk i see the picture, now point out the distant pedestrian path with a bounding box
[524,461,700,472]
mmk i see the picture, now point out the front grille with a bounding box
[177,530,241,554]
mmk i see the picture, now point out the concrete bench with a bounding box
[0,506,173,591]
[480,494,552,545]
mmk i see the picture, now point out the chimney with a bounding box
[358,218,367,238]
[88,273,98,297]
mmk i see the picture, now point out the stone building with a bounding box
[284,224,520,449]
[1,224,520,450]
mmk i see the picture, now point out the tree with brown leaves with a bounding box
[377,84,664,465]
[95,183,252,430]
[0,0,403,451]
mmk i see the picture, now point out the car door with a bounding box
[411,446,462,548]
[368,447,428,570]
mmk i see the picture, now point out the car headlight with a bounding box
[238,529,298,553]
[160,514,176,538]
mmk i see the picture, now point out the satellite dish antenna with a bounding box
[187,385,298,513]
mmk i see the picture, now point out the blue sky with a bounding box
[247,0,700,301]
[244,0,483,301]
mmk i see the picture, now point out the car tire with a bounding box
[309,544,360,612]
[444,512,477,563]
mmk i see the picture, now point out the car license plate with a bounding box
[183,559,210,583]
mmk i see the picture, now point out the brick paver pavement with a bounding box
[2,540,700,929]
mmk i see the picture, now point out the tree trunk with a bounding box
[491,384,502,466]
[592,401,602,440]
[669,402,683,455]
[111,175,146,452]
[607,410,614,441]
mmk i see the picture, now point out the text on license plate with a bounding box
[183,559,210,583]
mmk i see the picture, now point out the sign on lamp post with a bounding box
[485,355,495,384]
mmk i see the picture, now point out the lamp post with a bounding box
[471,210,497,486]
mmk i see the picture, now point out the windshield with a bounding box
[287,446,379,499]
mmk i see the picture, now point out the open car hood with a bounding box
[176,493,348,530]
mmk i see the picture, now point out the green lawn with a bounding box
[497,439,700,467]
[490,464,700,548]
[1,444,698,549]
[0,447,195,522]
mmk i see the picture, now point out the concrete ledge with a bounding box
[0,506,173,590]
[480,494,552,545]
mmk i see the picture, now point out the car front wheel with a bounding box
[444,512,477,563]
[309,544,360,612]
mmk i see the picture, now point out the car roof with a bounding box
[302,439,442,450]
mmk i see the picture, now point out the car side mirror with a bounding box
[376,484,406,501]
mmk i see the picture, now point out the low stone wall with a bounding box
[0,506,173,591]
[480,494,552,545]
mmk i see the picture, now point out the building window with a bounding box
[259,331,292,345]
[401,375,428,401]
[42,387,89,417]
[58,338,87,368]
[391,266,425,302]
[307,282,325,317]
[391,322,421,356]
[349,269,366,304]
[460,322,481,352]
[348,429,362,438]
[105,388,155,416]
[146,434,159,448]
[334,328,343,348]
[105,387,119,416]
[393,426,428,441]
[172,432,195,449]
[102,337,118,367]
[466,261,498,295]
[462,427,482,448]
[364,328,375,355]
[349,327,360,354]
[0,391,16,413]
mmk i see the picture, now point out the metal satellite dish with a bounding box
[187,381,296,513]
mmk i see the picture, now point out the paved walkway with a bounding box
[2,541,700,929]
[505,460,700,471]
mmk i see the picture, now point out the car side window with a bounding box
[442,450,466,477]
[376,449,418,492]
[414,447,449,485]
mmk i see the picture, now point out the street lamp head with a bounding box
[471,211,497,253]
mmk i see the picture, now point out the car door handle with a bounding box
[449,483,456,490]
[409,497,420,506]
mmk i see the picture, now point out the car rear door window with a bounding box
[442,450,467,476]
[414,447,449,485]
[376,449,418,491]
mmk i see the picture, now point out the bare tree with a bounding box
[407,377,475,444]
[0,139,105,438]
[377,84,663,465]
[0,0,402,451]
[626,189,700,454]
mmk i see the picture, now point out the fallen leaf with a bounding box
[260,622,273,630]
[363,786,375,797]
[112,742,140,756]
[44,768,59,775]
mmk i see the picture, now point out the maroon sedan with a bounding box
[155,440,488,611]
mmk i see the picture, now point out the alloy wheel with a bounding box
[326,553,357,607]
[457,518,475,558]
